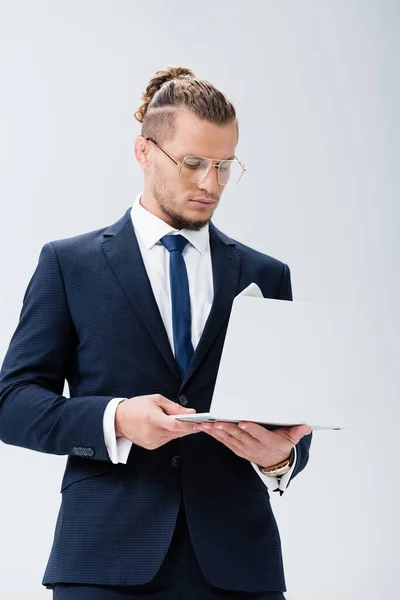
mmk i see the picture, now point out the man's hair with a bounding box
[134,66,238,144]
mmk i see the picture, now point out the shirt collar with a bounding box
[130,192,209,255]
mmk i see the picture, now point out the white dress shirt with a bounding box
[102,191,297,492]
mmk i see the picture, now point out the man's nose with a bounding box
[197,165,221,196]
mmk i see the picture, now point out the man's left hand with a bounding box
[195,421,312,468]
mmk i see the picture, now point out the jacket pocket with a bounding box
[60,457,112,493]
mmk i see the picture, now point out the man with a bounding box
[0,66,312,599]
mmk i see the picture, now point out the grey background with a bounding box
[0,1,398,598]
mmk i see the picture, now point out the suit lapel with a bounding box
[101,207,241,387]
[102,207,181,381]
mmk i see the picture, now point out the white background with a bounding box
[0,1,398,598]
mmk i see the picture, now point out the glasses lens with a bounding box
[181,157,211,183]
[218,160,244,186]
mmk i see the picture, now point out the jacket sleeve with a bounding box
[274,262,313,493]
[0,242,115,463]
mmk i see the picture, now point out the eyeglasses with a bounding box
[145,137,246,187]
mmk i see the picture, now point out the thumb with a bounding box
[279,424,312,445]
[158,397,196,415]
[295,425,312,439]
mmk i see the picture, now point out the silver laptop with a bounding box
[174,283,355,431]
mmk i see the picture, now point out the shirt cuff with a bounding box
[103,397,132,464]
[250,445,297,493]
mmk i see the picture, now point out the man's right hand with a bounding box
[115,394,200,450]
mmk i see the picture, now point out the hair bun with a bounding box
[152,66,195,91]
[163,66,195,81]
[134,66,195,123]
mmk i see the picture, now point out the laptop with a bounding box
[174,283,355,430]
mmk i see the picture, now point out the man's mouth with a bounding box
[190,199,215,205]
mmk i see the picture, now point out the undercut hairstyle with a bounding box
[133,66,238,144]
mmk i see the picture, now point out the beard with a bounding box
[152,164,215,232]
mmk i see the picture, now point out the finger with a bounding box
[202,427,248,459]
[278,424,312,444]
[157,395,197,416]
[204,424,247,448]
[298,425,312,436]
[236,421,275,443]
[175,427,201,438]
[237,422,312,446]
[157,413,198,433]
[213,422,255,445]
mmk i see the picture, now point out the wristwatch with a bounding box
[258,448,295,477]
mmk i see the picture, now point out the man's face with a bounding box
[135,108,238,231]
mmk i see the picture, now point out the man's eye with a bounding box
[184,160,202,169]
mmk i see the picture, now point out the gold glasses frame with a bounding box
[145,136,247,186]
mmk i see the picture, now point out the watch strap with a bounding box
[258,448,294,476]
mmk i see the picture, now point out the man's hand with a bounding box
[115,394,200,450]
[194,421,312,467]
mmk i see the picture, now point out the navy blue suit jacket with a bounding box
[0,206,312,593]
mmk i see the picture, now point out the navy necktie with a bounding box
[160,234,194,378]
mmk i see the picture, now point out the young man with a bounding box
[0,66,312,600]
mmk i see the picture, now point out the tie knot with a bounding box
[160,234,188,254]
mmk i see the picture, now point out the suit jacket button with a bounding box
[172,456,181,468]
[178,395,188,407]
[86,448,94,457]
[72,447,78,455]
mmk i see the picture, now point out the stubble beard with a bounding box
[152,167,214,232]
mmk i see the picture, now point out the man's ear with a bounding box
[134,136,151,168]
